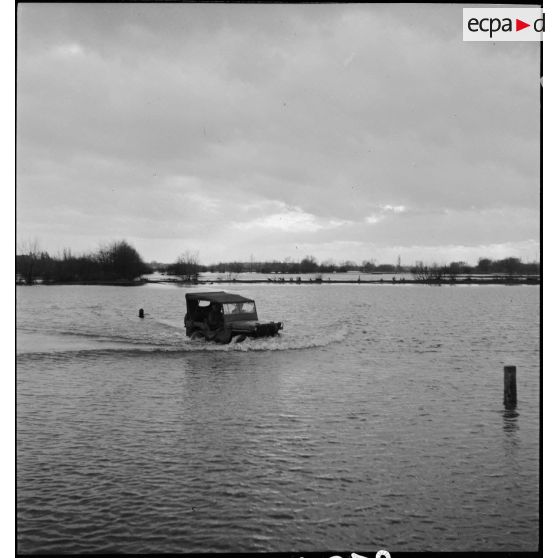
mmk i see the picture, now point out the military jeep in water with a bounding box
[184,291,283,343]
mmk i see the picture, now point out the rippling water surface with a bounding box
[17,283,539,553]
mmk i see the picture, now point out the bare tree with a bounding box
[174,250,200,282]
[16,238,41,284]
[411,261,431,282]
[411,261,448,283]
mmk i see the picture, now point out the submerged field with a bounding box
[16,283,539,553]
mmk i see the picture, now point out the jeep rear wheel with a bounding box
[215,328,233,344]
[190,331,205,341]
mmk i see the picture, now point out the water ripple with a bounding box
[17,284,539,553]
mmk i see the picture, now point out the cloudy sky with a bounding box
[17,3,540,266]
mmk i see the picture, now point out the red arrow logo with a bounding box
[516,19,530,31]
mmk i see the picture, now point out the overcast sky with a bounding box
[17,3,540,265]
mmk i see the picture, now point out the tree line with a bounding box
[16,240,539,285]
[166,253,539,281]
[410,258,539,282]
[16,240,151,284]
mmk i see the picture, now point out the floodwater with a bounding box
[16,283,540,553]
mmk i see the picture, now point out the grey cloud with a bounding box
[17,4,539,263]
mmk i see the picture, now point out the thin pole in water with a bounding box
[504,365,517,409]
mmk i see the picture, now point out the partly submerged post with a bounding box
[504,365,517,409]
[139,308,144,318]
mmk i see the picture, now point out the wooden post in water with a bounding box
[138,308,144,318]
[504,365,517,409]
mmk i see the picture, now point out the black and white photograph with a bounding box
[16,2,541,554]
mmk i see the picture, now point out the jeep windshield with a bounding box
[223,301,256,315]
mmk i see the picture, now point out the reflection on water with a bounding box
[17,284,539,553]
[502,408,520,434]
[501,407,521,468]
